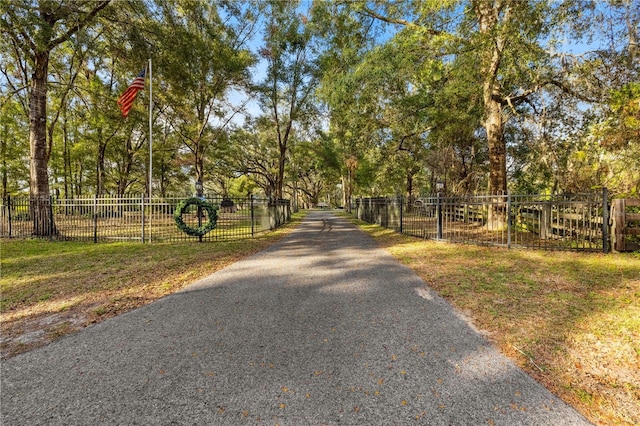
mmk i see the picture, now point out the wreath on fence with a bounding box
[174,198,218,237]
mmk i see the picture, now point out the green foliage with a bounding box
[251,0,321,199]
[601,82,640,150]
[0,99,29,195]
[1,0,639,203]
[227,175,258,198]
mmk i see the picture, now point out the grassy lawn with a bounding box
[1,210,638,425]
[0,211,308,359]
[343,216,639,426]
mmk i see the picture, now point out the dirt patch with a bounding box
[1,308,92,359]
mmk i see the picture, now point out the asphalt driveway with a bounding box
[0,211,591,425]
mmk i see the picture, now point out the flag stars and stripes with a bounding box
[117,68,146,118]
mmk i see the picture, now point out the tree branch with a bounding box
[357,7,442,36]
[48,1,111,48]
[397,128,432,152]
[0,10,36,53]
[501,78,600,109]
[502,86,542,107]
[548,79,600,104]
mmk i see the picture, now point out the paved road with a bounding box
[1,211,591,425]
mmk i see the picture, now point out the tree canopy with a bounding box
[1,0,638,219]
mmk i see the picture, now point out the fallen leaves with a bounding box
[357,223,640,425]
[2,234,301,360]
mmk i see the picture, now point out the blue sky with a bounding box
[226,0,317,126]
[226,0,637,126]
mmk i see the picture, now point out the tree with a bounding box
[313,0,382,209]
[0,99,30,197]
[2,0,637,215]
[229,121,280,197]
[286,133,327,209]
[506,0,640,195]
[0,0,111,234]
[256,0,319,199]
[154,0,256,190]
[320,1,580,198]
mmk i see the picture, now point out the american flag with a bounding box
[117,68,146,118]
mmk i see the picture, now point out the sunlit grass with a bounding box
[342,214,639,426]
[0,211,308,358]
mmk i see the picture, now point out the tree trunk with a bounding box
[96,127,107,196]
[1,124,7,198]
[195,149,204,193]
[406,170,414,211]
[62,115,70,199]
[475,0,509,230]
[475,0,508,195]
[29,50,55,235]
[276,144,286,200]
[485,95,507,194]
[342,175,350,213]
[483,92,508,230]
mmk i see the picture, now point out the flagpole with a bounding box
[148,58,153,243]
[148,57,153,198]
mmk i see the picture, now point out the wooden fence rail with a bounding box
[356,192,613,252]
[611,198,640,252]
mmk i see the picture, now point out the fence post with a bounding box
[384,197,388,228]
[93,194,98,243]
[7,195,12,237]
[611,198,626,252]
[507,191,512,249]
[48,196,54,239]
[540,199,552,240]
[250,194,254,237]
[148,195,152,244]
[437,192,443,240]
[141,194,145,243]
[197,198,203,243]
[399,195,403,234]
[602,187,609,253]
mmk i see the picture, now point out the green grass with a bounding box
[0,211,308,358]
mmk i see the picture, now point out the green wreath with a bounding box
[174,197,218,237]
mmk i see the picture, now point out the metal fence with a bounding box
[354,191,610,252]
[1,195,291,243]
